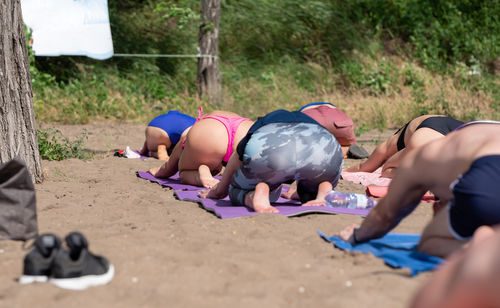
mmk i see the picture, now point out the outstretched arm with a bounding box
[337,149,429,243]
[382,128,446,177]
[346,139,395,173]
[381,148,407,177]
[199,152,242,199]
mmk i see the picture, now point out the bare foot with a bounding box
[198,165,220,188]
[157,145,169,161]
[157,153,169,161]
[200,177,219,188]
[198,183,227,199]
[245,183,279,213]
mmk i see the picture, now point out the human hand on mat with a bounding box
[148,166,162,177]
[198,183,227,199]
[336,223,360,244]
[302,199,326,206]
[302,181,332,206]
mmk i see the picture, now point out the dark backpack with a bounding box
[0,158,38,240]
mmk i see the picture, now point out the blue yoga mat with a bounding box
[318,231,444,276]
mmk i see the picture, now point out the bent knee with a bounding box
[418,235,464,258]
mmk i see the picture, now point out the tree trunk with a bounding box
[197,0,222,103]
[0,0,42,183]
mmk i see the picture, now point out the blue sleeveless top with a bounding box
[148,111,196,145]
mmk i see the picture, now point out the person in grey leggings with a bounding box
[199,109,344,213]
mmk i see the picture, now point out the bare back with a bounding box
[396,114,443,148]
[398,123,500,200]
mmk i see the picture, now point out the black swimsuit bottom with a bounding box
[395,116,464,151]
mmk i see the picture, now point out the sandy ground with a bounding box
[0,123,434,308]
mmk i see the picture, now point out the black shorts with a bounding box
[416,117,463,135]
[448,155,500,239]
[396,116,463,151]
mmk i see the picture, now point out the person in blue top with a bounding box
[139,111,196,160]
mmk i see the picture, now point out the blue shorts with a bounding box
[448,155,500,239]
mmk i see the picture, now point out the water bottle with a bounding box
[325,190,376,209]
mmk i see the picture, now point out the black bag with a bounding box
[0,158,38,240]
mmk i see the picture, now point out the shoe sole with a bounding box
[19,275,49,284]
[348,145,369,159]
[50,264,114,290]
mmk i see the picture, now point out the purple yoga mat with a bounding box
[175,189,370,219]
[133,150,150,160]
[137,171,371,219]
[136,171,210,190]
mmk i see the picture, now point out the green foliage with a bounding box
[154,1,199,30]
[23,24,57,91]
[372,102,388,130]
[357,0,500,72]
[363,59,400,96]
[37,129,89,160]
[355,124,371,137]
[28,0,498,126]
[337,59,401,96]
[220,0,368,66]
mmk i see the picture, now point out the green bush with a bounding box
[27,0,498,128]
[38,129,89,160]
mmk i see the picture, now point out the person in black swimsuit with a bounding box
[346,115,463,178]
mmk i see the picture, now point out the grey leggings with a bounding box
[229,122,343,205]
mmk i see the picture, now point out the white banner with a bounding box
[21,0,114,60]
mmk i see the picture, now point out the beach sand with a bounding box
[0,123,433,308]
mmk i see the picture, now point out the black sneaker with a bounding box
[19,233,61,284]
[50,232,114,290]
[347,144,370,159]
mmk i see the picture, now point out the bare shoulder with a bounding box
[456,124,500,158]
[397,136,463,185]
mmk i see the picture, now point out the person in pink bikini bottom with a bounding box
[148,109,253,188]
